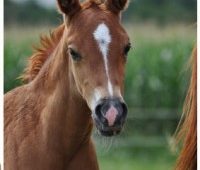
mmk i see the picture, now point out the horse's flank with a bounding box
[175,47,197,170]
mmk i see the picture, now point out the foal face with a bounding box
[58,0,130,136]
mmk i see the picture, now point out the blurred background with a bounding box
[4,0,196,169]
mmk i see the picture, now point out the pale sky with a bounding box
[11,0,56,9]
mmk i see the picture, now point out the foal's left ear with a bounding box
[105,0,129,14]
[57,0,81,18]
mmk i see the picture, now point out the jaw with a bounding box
[98,129,121,137]
[97,125,122,137]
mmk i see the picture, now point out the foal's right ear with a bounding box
[106,0,129,14]
[57,0,81,18]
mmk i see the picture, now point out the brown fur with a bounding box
[175,47,197,170]
[4,0,130,169]
[57,0,81,17]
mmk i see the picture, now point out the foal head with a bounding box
[58,0,131,136]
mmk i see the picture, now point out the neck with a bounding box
[32,30,93,159]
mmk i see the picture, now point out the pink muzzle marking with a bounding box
[104,106,118,126]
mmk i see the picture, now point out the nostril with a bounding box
[95,104,101,116]
[114,102,127,125]
[95,103,104,118]
[95,103,108,123]
[121,102,128,117]
[114,101,127,117]
[101,102,111,115]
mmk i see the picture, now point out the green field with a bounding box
[4,23,196,170]
[94,134,178,170]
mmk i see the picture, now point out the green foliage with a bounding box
[4,40,29,92]
[125,38,193,108]
[4,0,61,25]
[94,135,177,170]
[124,0,196,24]
[4,0,197,26]
[4,26,49,92]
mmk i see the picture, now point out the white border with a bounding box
[0,0,3,169]
[0,1,198,170]
[197,0,199,169]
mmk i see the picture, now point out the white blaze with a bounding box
[90,89,102,111]
[93,23,113,96]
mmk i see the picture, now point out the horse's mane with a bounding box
[175,47,197,170]
[20,24,65,83]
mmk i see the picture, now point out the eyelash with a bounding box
[68,48,82,61]
[124,43,131,56]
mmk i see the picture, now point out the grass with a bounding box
[125,23,196,108]
[94,134,177,170]
[4,23,196,169]
[4,26,51,91]
[98,147,175,170]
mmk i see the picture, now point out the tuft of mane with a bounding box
[20,24,65,83]
[175,47,197,170]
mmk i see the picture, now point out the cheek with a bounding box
[113,61,126,85]
[119,60,126,78]
[71,63,93,97]
[71,63,84,92]
[118,70,125,92]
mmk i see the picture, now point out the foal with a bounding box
[4,0,131,169]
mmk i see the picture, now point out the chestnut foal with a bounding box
[4,0,131,169]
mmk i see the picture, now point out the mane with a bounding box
[175,47,197,170]
[20,24,65,83]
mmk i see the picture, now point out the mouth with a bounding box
[93,116,123,137]
[99,129,121,137]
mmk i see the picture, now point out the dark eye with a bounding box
[124,43,131,56]
[68,48,82,61]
